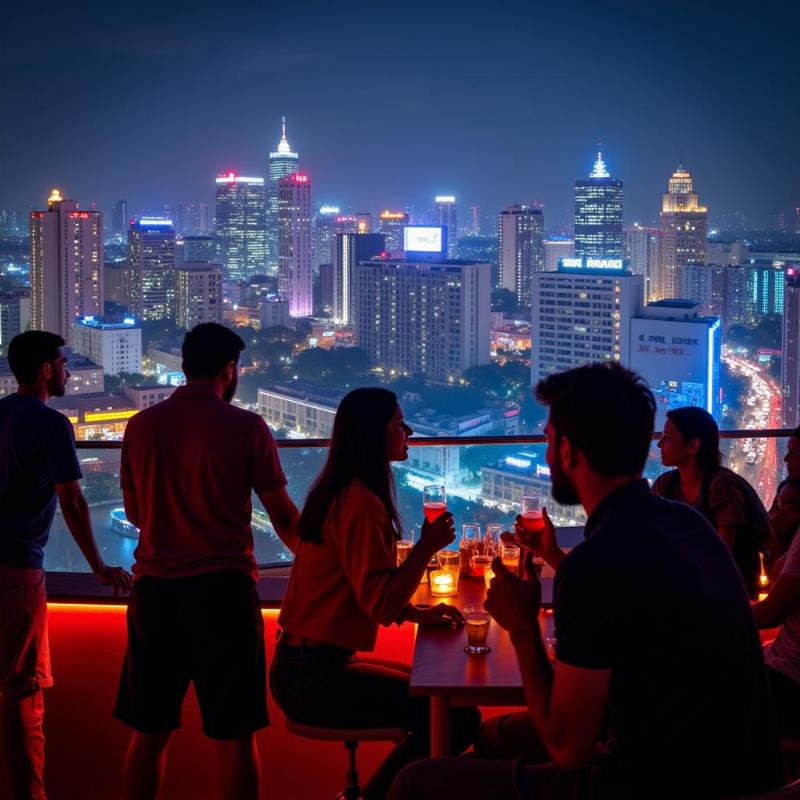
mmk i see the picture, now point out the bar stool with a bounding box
[284,719,407,800]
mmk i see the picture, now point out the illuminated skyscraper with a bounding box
[277,173,313,318]
[657,164,708,299]
[379,211,408,252]
[30,189,104,343]
[623,224,661,301]
[267,117,299,272]
[531,257,643,384]
[112,200,128,237]
[573,150,623,259]
[175,262,224,329]
[214,172,267,282]
[783,267,800,428]
[313,206,340,272]
[499,204,545,309]
[435,196,458,258]
[355,257,491,382]
[127,218,176,320]
[332,232,385,323]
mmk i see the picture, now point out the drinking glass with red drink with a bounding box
[423,485,447,523]
[519,495,546,544]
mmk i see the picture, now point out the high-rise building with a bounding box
[313,206,341,272]
[0,209,28,237]
[319,262,334,313]
[783,267,800,428]
[573,150,623,260]
[543,238,575,272]
[172,202,210,236]
[71,317,142,376]
[331,232,385,323]
[0,290,31,354]
[355,213,373,234]
[277,173,313,318]
[623,224,661,301]
[267,117,299,272]
[183,235,218,263]
[30,189,104,344]
[112,200,128,237]
[435,196,458,258]
[379,211,409,253]
[175,262,224,329]
[531,257,643,385]
[657,164,708,300]
[126,218,176,321]
[630,300,721,426]
[214,171,267,282]
[354,257,491,383]
[707,240,748,267]
[676,264,727,318]
[498,205,545,309]
[103,262,128,309]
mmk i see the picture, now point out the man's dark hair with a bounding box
[791,426,800,440]
[7,330,65,384]
[535,362,656,476]
[181,323,245,380]
[666,406,722,474]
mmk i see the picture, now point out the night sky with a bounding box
[1,0,798,229]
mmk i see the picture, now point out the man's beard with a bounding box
[550,456,579,506]
[222,377,237,403]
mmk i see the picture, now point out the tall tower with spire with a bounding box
[573,147,623,259]
[657,163,708,300]
[267,117,299,273]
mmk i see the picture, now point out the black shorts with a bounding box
[114,570,268,740]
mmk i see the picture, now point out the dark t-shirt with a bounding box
[652,466,770,596]
[554,480,782,799]
[0,394,82,568]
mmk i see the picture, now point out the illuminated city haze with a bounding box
[1,1,798,226]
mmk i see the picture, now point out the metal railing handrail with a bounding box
[75,428,797,450]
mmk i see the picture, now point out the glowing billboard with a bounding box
[403,226,445,254]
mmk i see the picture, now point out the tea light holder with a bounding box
[430,569,458,596]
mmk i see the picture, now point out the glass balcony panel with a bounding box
[46,432,790,576]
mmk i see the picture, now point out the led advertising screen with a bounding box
[403,226,445,254]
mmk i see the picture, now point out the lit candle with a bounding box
[430,570,457,596]
[484,565,495,590]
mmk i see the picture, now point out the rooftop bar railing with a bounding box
[45,428,792,600]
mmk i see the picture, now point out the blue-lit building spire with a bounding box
[574,146,623,259]
[590,147,610,178]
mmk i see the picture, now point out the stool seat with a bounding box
[285,719,406,744]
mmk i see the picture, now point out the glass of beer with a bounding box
[463,604,491,654]
[520,495,546,545]
[469,552,493,578]
[423,485,447,523]
[396,538,413,567]
[500,543,520,572]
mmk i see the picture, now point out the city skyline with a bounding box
[1,1,798,228]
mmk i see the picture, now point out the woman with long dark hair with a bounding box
[653,406,770,596]
[271,387,480,799]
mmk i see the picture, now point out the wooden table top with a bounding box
[410,575,554,702]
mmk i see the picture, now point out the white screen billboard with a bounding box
[404,226,444,253]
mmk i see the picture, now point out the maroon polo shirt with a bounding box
[121,382,286,582]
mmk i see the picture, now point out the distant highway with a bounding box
[722,348,783,506]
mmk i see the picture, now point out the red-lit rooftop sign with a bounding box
[68,212,90,219]
[290,173,309,183]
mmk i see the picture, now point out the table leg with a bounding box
[430,695,450,758]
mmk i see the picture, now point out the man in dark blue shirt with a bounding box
[390,363,783,800]
[0,331,131,799]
